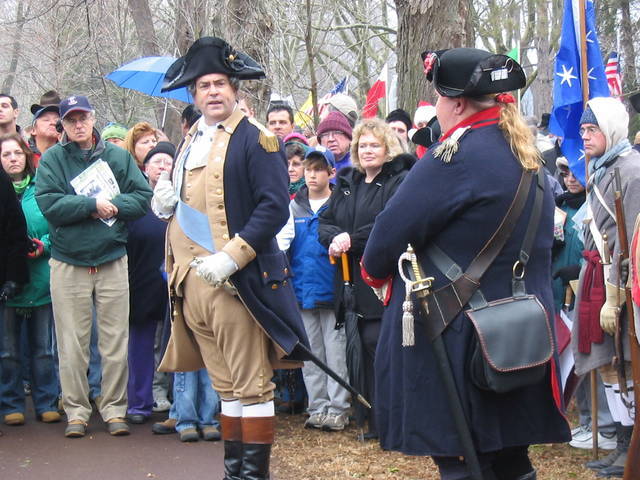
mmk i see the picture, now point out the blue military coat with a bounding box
[362,112,571,456]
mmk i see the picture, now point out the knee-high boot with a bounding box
[240,416,274,480]
[221,414,243,480]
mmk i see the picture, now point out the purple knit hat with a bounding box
[316,111,352,140]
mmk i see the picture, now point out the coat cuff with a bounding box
[360,261,390,288]
[222,234,256,270]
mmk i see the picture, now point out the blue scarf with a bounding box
[588,139,632,187]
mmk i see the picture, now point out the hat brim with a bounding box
[61,106,92,120]
[630,92,640,114]
[33,105,60,120]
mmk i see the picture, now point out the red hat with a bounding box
[316,111,352,140]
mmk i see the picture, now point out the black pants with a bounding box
[433,445,533,480]
[358,317,380,434]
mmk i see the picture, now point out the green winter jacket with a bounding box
[7,178,52,307]
[35,130,152,267]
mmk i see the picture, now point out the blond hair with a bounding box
[468,96,540,171]
[124,122,157,167]
[351,118,403,172]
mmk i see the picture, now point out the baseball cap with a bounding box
[304,146,335,167]
[59,95,93,120]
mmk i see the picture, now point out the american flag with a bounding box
[605,51,622,97]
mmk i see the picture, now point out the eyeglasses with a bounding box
[147,158,173,167]
[579,125,601,136]
[319,130,347,140]
[62,114,92,126]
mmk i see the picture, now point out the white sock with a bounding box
[221,399,242,417]
[603,382,621,423]
[242,401,275,418]
[612,382,635,427]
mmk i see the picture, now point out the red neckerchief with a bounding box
[440,105,501,141]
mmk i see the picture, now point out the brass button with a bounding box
[189,246,194,251]
[284,268,288,275]
[186,183,191,188]
[222,233,229,240]
[220,220,226,226]
[271,284,278,290]
[263,272,268,278]
[188,171,192,176]
[185,196,190,201]
[214,173,220,179]
[218,204,224,210]
[216,188,223,195]
[283,280,287,286]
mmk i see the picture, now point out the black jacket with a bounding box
[319,154,411,319]
[0,168,29,287]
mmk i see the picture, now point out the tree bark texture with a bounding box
[394,0,472,112]
[1,0,26,94]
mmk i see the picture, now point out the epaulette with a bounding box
[433,126,470,163]
[248,117,280,153]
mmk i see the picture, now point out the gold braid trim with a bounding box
[248,117,280,153]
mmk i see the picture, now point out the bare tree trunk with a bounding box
[224,0,274,119]
[532,0,553,117]
[304,0,319,127]
[127,0,159,55]
[619,0,636,93]
[1,0,26,93]
[394,0,472,111]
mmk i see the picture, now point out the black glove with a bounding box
[0,281,18,302]
[552,264,581,283]
[620,258,630,286]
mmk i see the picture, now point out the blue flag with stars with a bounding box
[549,0,609,186]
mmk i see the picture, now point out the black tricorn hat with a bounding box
[421,48,526,98]
[410,116,441,148]
[162,37,265,92]
[630,92,640,114]
[30,90,61,115]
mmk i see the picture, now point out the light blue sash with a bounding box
[175,200,215,253]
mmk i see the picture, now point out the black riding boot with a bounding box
[596,425,632,478]
[239,416,274,480]
[221,414,243,480]
[515,470,536,480]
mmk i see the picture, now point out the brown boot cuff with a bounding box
[220,414,242,442]
[241,416,275,444]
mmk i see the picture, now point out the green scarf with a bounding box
[289,178,305,196]
[12,174,31,196]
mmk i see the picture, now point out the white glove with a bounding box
[600,281,625,335]
[329,232,351,256]
[190,252,238,287]
[152,171,178,218]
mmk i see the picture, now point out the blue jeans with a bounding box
[0,304,59,415]
[169,369,219,432]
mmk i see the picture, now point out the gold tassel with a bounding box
[248,117,280,152]
[258,131,280,153]
[433,126,470,163]
[402,282,415,347]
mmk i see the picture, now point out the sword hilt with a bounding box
[407,244,433,299]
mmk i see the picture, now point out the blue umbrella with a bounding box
[106,56,193,104]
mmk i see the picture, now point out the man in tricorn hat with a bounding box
[152,37,310,480]
[361,47,571,479]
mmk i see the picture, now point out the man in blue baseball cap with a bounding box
[35,95,152,439]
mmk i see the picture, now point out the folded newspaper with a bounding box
[70,159,120,226]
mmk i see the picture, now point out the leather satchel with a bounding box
[464,167,552,393]
[424,167,553,393]
[465,294,554,393]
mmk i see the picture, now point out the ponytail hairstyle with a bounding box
[468,94,540,171]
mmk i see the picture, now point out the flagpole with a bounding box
[578,0,600,461]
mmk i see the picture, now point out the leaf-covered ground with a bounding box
[271,411,603,479]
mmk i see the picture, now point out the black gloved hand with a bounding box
[0,281,18,302]
[620,258,630,286]
[552,264,581,283]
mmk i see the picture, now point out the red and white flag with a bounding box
[605,52,622,97]
[362,63,388,118]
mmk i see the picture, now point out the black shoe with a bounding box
[126,414,147,425]
[362,431,379,441]
[516,470,536,480]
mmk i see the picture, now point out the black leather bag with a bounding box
[465,294,554,393]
